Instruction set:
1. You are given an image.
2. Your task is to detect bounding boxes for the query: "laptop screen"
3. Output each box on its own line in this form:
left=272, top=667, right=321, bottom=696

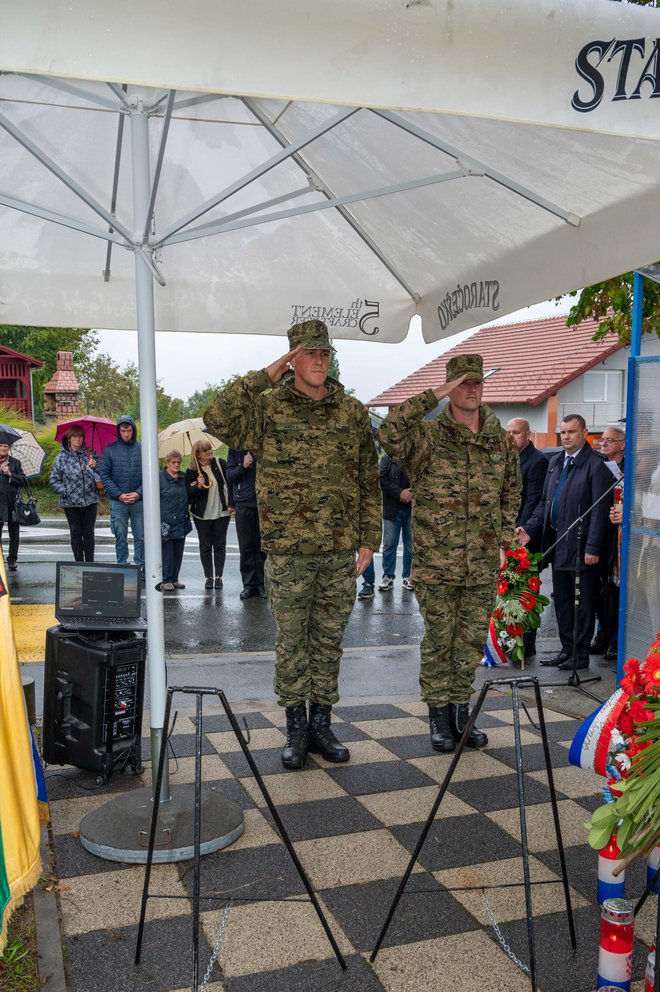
left=56, top=562, right=142, bottom=620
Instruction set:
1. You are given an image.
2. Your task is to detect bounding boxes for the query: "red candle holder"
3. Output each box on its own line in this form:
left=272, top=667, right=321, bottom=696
left=598, top=898, right=635, bottom=990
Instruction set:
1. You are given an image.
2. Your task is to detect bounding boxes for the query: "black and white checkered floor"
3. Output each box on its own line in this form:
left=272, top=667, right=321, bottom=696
left=45, top=693, right=656, bottom=992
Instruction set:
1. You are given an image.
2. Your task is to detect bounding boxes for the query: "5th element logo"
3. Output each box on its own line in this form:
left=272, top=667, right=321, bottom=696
left=290, top=299, right=380, bottom=336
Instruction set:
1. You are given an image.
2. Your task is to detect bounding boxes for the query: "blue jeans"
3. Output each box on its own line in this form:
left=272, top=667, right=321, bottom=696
left=382, top=507, right=412, bottom=578
left=361, top=559, right=376, bottom=586
left=109, top=499, right=144, bottom=566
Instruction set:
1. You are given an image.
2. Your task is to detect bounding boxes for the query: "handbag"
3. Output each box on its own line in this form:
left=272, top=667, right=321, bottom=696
left=13, top=482, right=40, bottom=526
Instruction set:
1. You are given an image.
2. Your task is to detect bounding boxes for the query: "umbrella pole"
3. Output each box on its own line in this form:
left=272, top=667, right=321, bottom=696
left=80, top=95, right=245, bottom=866
left=130, top=99, right=170, bottom=804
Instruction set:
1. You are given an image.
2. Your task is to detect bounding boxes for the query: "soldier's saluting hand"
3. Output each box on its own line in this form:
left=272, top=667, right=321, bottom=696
left=265, top=346, right=301, bottom=384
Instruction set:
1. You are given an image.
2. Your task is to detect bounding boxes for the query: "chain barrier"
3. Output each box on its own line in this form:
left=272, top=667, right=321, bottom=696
left=200, top=903, right=231, bottom=992
left=482, top=889, right=530, bottom=975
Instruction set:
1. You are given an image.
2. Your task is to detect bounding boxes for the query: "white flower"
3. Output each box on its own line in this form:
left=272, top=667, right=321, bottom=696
left=610, top=728, right=626, bottom=751
left=614, top=752, right=632, bottom=772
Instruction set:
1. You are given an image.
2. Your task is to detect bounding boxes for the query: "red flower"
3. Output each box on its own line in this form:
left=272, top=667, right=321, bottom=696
left=617, top=709, right=635, bottom=737
left=628, top=698, right=655, bottom=725
left=506, top=623, right=523, bottom=637
left=641, top=661, right=660, bottom=696
left=620, top=658, right=644, bottom=695
left=527, top=576, right=540, bottom=592
left=511, top=548, right=528, bottom=561
left=520, top=591, right=537, bottom=611
left=626, top=738, right=652, bottom=758
left=497, top=579, right=509, bottom=594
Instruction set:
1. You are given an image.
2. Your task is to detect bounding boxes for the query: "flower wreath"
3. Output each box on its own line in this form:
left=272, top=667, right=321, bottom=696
left=586, top=628, right=660, bottom=861
left=486, top=545, right=550, bottom=665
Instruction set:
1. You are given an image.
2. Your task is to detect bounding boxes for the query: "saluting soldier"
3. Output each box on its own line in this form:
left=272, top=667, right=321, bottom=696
left=205, top=320, right=381, bottom=770
left=379, top=354, right=521, bottom=753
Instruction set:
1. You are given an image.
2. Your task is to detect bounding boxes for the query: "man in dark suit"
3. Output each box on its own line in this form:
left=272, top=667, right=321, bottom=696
left=517, top=414, right=614, bottom=670
left=506, top=419, right=549, bottom=658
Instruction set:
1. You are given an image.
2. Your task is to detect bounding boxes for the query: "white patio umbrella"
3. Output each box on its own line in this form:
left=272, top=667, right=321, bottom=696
left=157, top=418, right=223, bottom=459
left=1, top=0, right=659, bottom=850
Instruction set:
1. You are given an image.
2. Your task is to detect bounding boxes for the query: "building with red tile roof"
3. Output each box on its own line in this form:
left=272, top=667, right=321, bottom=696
left=367, top=315, right=627, bottom=447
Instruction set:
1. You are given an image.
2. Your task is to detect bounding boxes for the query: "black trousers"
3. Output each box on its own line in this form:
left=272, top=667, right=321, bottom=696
left=552, top=564, right=602, bottom=658
left=64, top=504, right=98, bottom=561
left=234, top=505, right=266, bottom=590
left=193, top=515, right=230, bottom=578
left=0, top=519, right=20, bottom=565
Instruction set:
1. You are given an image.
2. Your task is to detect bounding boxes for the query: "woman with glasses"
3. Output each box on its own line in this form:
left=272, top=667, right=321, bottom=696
left=186, top=440, right=231, bottom=589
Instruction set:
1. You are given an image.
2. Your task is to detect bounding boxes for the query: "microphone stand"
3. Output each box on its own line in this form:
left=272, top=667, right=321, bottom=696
left=538, top=477, right=619, bottom=704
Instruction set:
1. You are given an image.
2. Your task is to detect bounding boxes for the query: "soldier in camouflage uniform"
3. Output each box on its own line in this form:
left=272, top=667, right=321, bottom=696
left=379, top=354, right=521, bottom=753
left=205, top=320, right=381, bottom=770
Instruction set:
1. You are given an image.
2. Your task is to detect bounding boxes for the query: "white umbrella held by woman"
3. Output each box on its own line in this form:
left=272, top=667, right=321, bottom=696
left=157, top=418, right=223, bottom=459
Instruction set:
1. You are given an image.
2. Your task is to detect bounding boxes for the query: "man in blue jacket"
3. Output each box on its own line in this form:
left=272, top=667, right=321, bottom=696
left=226, top=448, right=266, bottom=599
left=99, top=416, right=144, bottom=570
left=518, top=414, right=613, bottom=670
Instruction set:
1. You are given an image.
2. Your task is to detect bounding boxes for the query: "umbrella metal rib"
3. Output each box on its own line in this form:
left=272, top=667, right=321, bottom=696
left=242, top=96, right=420, bottom=303
left=372, top=107, right=582, bottom=227
left=156, top=104, right=359, bottom=244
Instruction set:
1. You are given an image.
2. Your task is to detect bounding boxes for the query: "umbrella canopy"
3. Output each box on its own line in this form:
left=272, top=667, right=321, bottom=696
left=157, top=418, right=223, bottom=459
left=54, top=416, right=118, bottom=456
left=0, top=425, right=22, bottom=447
left=3, top=0, right=658, bottom=798
left=9, top=431, right=47, bottom=479
left=1, top=1, right=660, bottom=344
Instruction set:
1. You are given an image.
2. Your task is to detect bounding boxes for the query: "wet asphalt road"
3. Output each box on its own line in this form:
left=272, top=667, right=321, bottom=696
left=10, top=516, right=566, bottom=710
left=8, top=517, right=426, bottom=653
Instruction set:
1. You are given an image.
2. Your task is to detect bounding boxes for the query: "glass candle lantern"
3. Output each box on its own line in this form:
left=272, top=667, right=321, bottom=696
left=597, top=898, right=635, bottom=991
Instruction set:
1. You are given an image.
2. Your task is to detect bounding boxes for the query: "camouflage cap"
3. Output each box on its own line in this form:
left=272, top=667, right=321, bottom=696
left=287, top=319, right=334, bottom=351
left=445, top=353, right=484, bottom=383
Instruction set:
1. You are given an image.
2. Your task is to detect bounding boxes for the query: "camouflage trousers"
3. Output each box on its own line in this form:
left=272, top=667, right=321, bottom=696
left=415, top=581, right=495, bottom=706
left=265, top=551, right=356, bottom=708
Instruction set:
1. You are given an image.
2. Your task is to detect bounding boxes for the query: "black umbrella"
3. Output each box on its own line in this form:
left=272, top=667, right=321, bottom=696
left=0, top=423, right=21, bottom=446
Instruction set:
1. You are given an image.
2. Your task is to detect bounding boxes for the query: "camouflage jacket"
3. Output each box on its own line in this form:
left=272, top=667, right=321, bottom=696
left=204, top=369, right=381, bottom=555
left=379, top=389, right=521, bottom=585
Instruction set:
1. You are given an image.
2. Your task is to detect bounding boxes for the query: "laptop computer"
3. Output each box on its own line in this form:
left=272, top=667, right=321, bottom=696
left=55, top=561, right=147, bottom=632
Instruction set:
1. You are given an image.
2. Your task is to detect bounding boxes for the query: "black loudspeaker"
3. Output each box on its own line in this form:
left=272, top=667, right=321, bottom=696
left=42, top=625, right=146, bottom=784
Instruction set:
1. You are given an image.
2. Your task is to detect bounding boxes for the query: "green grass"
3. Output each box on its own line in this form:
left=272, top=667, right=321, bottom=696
left=0, top=895, right=40, bottom=991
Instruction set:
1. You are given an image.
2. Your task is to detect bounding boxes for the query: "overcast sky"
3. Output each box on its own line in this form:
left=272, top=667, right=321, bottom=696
left=94, top=299, right=571, bottom=407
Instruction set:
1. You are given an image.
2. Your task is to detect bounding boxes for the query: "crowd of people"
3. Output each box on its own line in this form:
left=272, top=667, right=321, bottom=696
left=0, top=319, right=635, bottom=770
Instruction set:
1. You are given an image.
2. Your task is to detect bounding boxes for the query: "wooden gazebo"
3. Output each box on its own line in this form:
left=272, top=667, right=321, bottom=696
left=0, top=345, right=44, bottom=420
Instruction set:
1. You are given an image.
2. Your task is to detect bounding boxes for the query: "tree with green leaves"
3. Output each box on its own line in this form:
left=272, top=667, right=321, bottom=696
left=183, top=383, right=226, bottom=419
left=564, top=271, right=660, bottom=344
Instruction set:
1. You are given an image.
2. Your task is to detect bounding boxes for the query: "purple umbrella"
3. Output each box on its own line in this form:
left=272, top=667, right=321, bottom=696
left=54, top=415, right=118, bottom=455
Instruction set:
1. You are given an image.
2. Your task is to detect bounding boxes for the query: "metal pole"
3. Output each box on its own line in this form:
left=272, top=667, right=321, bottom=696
left=617, top=270, right=644, bottom=681
left=129, top=98, right=170, bottom=802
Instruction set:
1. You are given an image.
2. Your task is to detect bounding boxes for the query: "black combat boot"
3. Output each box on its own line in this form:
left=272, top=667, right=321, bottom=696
left=449, top=702, right=488, bottom=748
left=428, top=705, right=455, bottom=753
left=308, top=703, right=350, bottom=763
left=281, top=704, right=309, bottom=770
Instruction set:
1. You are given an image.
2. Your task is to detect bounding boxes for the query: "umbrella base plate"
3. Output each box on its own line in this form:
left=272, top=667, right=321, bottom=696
left=79, top=782, right=244, bottom=863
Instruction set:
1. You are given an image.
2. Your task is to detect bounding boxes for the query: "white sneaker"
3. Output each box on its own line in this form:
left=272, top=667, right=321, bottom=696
left=378, top=576, right=395, bottom=591
left=402, top=577, right=415, bottom=590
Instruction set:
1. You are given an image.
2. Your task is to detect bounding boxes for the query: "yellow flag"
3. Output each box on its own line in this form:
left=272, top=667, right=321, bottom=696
left=0, top=556, right=42, bottom=953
